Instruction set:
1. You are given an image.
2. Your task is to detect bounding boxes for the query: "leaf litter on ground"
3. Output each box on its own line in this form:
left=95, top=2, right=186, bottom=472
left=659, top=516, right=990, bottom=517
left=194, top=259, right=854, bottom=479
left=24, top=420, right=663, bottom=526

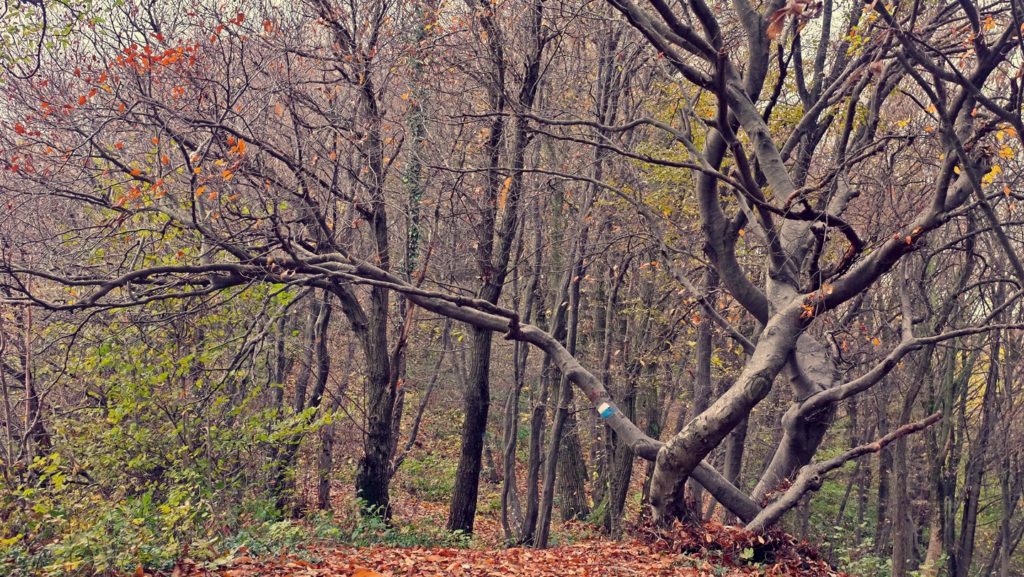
left=165, top=521, right=849, bottom=577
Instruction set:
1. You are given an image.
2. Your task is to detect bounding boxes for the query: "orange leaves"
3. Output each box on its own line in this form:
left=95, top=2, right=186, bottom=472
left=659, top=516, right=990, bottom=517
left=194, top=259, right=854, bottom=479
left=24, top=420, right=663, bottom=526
left=130, top=168, right=143, bottom=177
left=227, top=136, right=247, bottom=155
left=263, top=19, right=274, bottom=34
left=766, top=0, right=824, bottom=41
left=497, top=176, right=512, bottom=210
left=167, top=526, right=846, bottom=577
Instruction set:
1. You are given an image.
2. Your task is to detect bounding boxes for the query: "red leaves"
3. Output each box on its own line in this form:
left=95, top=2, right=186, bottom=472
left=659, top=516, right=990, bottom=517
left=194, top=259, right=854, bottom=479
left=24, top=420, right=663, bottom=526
left=13, top=123, right=26, bottom=135
left=766, top=10, right=787, bottom=41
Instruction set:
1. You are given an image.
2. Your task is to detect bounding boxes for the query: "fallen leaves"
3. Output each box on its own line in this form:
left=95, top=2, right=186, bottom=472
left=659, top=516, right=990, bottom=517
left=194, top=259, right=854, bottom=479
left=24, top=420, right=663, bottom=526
left=168, top=526, right=849, bottom=577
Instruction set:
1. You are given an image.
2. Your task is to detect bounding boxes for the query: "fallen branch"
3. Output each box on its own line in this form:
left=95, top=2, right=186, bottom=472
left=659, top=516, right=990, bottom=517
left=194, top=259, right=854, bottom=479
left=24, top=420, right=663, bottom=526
left=745, top=412, right=942, bottom=533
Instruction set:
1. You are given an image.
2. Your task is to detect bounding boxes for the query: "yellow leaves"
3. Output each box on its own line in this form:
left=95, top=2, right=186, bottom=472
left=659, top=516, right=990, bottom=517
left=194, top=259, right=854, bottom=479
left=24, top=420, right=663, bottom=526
left=983, top=163, right=1002, bottom=186
left=984, top=15, right=996, bottom=32
left=999, top=145, right=1014, bottom=159
left=871, top=336, right=881, bottom=347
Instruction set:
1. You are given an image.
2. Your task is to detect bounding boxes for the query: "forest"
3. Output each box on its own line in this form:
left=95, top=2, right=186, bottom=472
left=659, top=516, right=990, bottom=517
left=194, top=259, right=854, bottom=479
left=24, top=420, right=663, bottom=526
left=0, top=0, right=1023, bottom=575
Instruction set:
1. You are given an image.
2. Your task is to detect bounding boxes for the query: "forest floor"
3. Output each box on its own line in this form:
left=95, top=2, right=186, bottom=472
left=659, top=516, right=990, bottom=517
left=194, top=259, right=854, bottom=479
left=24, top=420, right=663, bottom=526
left=168, top=522, right=847, bottom=577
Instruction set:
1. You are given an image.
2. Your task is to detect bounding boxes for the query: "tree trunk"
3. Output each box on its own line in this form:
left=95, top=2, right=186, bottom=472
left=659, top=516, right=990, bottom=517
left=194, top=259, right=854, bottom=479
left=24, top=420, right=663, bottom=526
left=685, top=268, right=717, bottom=511
left=318, top=340, right=354, bottom=511
left=556, top=245, right=590, bottom=522
left=954, top=330, right=999, bottom=577
left=874, top=387, right=892, bottom=555
left=447, top=0, right=545, bottom=534
left=352, top=285, right=395, bottom=517
left=448, top=328, right=493, bottom=533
